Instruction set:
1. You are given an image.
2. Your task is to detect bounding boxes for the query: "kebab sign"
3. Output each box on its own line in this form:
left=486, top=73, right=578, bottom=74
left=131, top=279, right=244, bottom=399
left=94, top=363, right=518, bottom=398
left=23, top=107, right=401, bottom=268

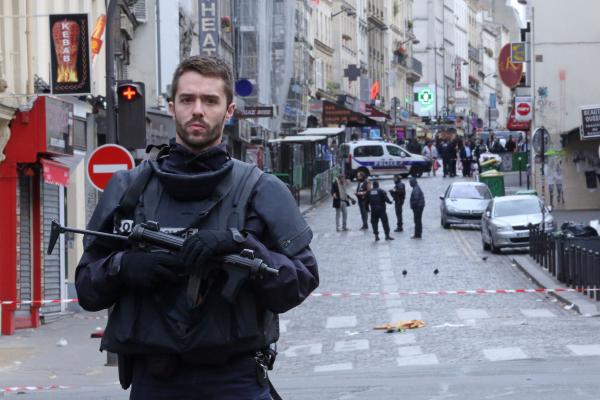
left=49, top=13, right=91, bottom=95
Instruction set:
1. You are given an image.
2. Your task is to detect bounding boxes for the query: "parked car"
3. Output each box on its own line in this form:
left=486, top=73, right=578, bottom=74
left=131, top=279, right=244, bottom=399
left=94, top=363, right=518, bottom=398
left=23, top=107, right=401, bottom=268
left=481, top=195, right=555, bottom=253
left=440, top=182, right=492, bottom=229
left=340, top=140, right=431, bottom=180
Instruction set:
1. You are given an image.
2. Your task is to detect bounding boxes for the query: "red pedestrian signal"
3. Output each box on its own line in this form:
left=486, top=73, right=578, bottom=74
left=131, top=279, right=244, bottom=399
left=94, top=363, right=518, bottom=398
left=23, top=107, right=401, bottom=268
left=116, top=81, right=146, bottom=149
left=120, top=85, right=138, bottom=101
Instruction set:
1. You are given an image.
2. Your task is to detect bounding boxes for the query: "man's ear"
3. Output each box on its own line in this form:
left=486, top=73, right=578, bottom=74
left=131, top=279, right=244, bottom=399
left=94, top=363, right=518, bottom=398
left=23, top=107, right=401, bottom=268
left=168, top=101, right=175, bottom=117
left=225, top=102, right=236, bottom=120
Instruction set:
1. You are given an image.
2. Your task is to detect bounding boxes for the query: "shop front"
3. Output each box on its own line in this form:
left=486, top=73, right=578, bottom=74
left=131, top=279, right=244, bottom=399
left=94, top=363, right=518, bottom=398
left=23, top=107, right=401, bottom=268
left=0, top=97, right=75, bottom=335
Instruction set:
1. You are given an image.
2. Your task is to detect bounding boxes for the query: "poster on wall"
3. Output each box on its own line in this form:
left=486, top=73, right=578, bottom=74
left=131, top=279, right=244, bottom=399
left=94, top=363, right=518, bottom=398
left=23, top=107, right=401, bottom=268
left=49, top=13, right=91, bottom=95
left=580, top=105, right=600, bottom=140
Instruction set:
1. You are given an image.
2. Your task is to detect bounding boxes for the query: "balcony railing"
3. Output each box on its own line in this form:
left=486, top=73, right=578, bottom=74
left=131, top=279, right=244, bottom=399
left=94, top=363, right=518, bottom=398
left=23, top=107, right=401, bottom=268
left=468, top=45, right=481, bottom=63
left=406, top=57, right=422, bottom=76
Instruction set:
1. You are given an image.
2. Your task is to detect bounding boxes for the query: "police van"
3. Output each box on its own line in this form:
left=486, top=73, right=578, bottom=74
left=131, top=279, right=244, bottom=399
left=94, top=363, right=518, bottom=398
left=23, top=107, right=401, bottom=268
left=340, top=140, right=431, bottom=180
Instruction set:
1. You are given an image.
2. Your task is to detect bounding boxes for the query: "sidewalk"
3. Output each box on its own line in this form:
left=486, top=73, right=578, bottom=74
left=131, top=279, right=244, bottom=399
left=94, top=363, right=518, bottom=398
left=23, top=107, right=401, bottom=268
left=511, top=255, right=600, bottom=316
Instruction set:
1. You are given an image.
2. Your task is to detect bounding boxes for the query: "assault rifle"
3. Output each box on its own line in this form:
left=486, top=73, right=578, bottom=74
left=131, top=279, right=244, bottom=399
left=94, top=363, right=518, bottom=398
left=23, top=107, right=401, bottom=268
left=48, top=220, right=278, bottom=303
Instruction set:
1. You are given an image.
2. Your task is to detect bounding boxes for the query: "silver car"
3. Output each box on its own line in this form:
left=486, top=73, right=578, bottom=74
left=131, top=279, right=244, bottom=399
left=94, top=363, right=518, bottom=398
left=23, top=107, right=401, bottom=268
left=481, top=195, right=555, bottom=253
left=440, top=182, right=492, bottom=229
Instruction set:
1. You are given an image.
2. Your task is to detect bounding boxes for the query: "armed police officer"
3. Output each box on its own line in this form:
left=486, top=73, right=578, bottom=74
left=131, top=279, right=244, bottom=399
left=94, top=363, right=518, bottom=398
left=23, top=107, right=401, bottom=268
left=389, top=175, right=406, bottom=232
left=366, top=180, right=394, bottom=241
left=75, top=56, right=319, bottom=400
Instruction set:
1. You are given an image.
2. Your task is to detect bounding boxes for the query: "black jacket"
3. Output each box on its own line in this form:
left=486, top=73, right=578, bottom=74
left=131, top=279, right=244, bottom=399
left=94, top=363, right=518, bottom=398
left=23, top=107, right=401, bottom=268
left=331, top=180, right=354, bottom=208
left=367, top=187, right=392, bottom=212
left=410, top=184, right=425, bottom=209
left=75, top=143, right=319, bottom=363
left=389, top=181, right=406, bottom=204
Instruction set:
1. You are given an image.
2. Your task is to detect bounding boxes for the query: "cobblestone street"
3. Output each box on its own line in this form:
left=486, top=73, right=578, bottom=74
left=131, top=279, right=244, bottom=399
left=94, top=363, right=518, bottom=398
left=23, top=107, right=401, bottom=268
left=272, top=173, right=600, bottom=396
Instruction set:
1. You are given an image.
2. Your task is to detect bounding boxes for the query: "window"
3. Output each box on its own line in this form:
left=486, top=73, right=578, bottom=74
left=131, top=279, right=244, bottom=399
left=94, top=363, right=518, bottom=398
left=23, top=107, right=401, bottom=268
left=449, top=185, right=492, bottom=200
left=72, top=118, right=87, bottom=150
left=354, top=145, right=383, bottom=157
left=386, top=145, right=405, bottom=157
left=494, top=199, right=542, bottom=217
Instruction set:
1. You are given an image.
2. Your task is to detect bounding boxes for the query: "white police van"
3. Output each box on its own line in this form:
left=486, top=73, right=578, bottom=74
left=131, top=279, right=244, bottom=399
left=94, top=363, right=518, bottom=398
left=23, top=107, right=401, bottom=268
left=340, top=140, right=431, bottom=180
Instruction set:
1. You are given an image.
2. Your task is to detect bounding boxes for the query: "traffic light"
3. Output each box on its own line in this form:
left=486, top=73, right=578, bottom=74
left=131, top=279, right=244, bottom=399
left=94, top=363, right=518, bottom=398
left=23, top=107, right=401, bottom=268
left=117, top=81, right=146, bottom=149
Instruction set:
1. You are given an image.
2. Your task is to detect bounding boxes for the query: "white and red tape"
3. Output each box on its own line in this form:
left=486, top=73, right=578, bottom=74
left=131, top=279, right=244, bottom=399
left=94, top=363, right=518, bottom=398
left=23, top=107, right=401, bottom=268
left=1, top=288, right=598, bottom=305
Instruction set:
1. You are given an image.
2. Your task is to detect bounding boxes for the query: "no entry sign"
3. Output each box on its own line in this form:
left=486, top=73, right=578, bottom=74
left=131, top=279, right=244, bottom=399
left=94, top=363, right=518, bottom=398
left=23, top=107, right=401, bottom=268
left=87, top=144, right=134, bottom=191
left=515, top=97, right=532, bottom=122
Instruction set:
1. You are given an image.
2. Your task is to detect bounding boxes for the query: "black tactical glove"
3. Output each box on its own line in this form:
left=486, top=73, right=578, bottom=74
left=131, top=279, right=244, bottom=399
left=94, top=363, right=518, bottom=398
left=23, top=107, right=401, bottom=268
left=119, top=251, right=179, bottom=290
left=180, top=230, right=241, bottom=276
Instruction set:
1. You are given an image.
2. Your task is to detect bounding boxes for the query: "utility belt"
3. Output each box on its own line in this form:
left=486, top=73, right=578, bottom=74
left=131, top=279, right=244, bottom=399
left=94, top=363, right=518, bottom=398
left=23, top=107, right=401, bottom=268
left=125, top=348, right=281, bottom=399
left=120, top=347, right=278, bottom=385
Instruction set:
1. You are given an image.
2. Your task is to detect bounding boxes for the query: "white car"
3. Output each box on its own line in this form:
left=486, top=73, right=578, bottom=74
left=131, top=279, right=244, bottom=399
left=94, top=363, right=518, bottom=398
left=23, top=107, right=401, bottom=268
left=481, top=195, right=555, bottom=253
left=340, top=140, right=431, bottom=180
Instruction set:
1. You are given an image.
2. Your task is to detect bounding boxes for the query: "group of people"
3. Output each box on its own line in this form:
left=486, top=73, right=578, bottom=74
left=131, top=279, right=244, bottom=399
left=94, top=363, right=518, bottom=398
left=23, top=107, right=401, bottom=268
left=331, top=171, right=425, bottom=241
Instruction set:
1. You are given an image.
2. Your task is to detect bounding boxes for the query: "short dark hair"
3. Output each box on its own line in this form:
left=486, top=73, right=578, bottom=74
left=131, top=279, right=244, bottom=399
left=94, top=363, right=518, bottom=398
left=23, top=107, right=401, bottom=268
left=170, top=56, right=234, bottom=105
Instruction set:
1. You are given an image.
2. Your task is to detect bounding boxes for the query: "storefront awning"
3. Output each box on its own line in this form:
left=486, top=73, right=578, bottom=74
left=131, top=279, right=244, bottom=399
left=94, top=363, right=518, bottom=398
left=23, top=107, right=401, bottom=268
left=269, top=135, right=327, bottom=144
left=40, top=158, right=70, bottom=187
left=298, top=127, right=345, bottom=136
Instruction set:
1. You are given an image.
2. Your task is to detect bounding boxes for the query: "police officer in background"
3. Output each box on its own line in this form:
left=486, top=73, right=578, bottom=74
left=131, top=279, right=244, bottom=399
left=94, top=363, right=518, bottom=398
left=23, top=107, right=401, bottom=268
left=355, top=171, right=370, bottom=230
left=409, top=177, right=425, bottom=239
left=367, top=180, right=394, bottom=241
left=75, top=56, right=319, bottom=399
left=389, top=175, right=406, bottom=232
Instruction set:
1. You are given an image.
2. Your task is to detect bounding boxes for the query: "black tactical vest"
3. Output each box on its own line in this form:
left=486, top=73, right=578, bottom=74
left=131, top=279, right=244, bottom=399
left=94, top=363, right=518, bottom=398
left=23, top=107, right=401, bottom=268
left=100, top=159, right=279, bottom=365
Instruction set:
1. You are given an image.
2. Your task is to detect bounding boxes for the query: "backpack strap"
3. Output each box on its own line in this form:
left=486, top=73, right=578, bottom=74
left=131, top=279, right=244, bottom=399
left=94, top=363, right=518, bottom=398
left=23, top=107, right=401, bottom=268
left=116, top=160, right=153, bottom=221
left=220, top=161, right=263, bottom=230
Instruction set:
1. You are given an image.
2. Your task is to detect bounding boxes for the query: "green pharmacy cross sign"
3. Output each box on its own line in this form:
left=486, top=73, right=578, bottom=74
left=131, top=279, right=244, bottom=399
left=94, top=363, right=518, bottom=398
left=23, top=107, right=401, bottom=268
left=418, top=88, right=434, bottom=108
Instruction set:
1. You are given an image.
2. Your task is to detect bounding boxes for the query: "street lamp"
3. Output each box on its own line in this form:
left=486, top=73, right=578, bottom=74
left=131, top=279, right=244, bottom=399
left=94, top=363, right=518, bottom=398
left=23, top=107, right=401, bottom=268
left=331, top=5, right=356, bottom=18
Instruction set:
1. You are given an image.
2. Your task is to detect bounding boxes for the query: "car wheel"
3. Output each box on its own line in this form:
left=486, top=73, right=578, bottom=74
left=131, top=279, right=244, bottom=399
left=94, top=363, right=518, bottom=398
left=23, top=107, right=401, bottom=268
left=410, top=168, right=423, bottom=178
left=482, top=237, right=490, bottom=251
left=489, top=232, right=501, bottom=254
left=442, top=217, right=450, bottom=229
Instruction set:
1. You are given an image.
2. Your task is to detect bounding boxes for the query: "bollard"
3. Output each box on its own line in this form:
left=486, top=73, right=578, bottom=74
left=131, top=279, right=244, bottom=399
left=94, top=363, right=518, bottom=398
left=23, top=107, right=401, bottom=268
left=595, top=252, right=600, bottom=301
left=588, top=249, right=593, bottom=299
left=569, top=244, right=576, bottom=287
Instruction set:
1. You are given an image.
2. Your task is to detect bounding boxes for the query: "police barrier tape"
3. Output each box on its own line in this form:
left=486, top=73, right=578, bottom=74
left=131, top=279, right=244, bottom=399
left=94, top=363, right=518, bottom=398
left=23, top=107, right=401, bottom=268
left=1, top=287, right=599, bottom=305
left=1, top=385, right=73, bottom=394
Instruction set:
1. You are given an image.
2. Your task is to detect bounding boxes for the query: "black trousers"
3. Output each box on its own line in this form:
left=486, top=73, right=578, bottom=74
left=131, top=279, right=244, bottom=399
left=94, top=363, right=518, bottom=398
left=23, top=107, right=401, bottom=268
left=412, top=207, right=424, bottom=238
left=449, top=158, right=457, bottom=177
left=358, top=199, right=369, bottom=228
left=442, top=157, right=450, bottom=176
left=394, top=202, right=404, bottom=230
left=371, top=210, right=390, bottom=236
left=129, top=355, right=270, bottom=400
left=461, top=159, right=472, bottom=177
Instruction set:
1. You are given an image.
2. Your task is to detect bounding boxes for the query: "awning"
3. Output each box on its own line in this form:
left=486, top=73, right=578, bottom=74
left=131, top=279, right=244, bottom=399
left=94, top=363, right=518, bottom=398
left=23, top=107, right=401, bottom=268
left=322, top=101, right=377, bottom=126
left=269, top=135, right=327, bottom=144
left=298, top=127, right=345, bottom=136
left=40, top=158, right=70, bottom=187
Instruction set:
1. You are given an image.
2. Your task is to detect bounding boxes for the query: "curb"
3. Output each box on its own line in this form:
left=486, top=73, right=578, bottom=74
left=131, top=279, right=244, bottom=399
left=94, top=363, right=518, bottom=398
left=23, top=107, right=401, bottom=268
left=511, top=255, right=600, bottom=316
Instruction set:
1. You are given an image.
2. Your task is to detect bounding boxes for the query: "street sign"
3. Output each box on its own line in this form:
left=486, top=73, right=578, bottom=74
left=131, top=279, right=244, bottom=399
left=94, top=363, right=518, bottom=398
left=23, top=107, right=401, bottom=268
left=580, top=105, right=600, bottom=140
left=510, top=42, right=527, bottom=63
left=498, top=43, right=524, bottom=88
left=87, top=144, right=135, bottom=191
left=515, top=96, right=532, bottom=121
left=532, top=128, right=550, bottom=154
left=489, top=93, right=497, bottom=108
